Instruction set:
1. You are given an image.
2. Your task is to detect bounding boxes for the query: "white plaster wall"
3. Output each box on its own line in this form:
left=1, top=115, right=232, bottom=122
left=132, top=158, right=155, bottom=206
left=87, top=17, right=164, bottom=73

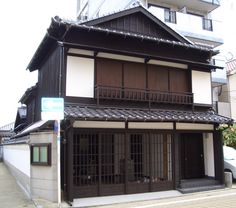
left=3, top=144, right=30, bottom=177
left=30, top=131, right=58, bottom=202
left=66, top=56, right=94, bottom=98
left=203, top=133, right=215, bottom=177
left=192, top=70, right=212, bottom=105
left=97, top=52, right=144, bottom=63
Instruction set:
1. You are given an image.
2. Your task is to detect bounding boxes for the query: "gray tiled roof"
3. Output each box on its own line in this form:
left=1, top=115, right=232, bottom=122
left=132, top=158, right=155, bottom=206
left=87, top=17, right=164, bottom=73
left=64, top=105, right=232, bottom=124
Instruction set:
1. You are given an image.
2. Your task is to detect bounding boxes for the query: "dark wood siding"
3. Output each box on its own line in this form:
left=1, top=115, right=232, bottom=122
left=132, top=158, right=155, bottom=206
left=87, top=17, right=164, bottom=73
left=69, top=130, right=174, bottom=199
left=68, top=29, right=210, bottom=64
left=97, top=12, right=179, bottom=41
left=96, top=58, right=190, bottom=93
left=35, top=46, right=62, bottom=121
left=96, top=58, right=122, bottom=87
left=26, top=98, right=36, bottom=124
left=123, top=62, right=146, bottom=89
left=148, top=65, right=169, bottom=91
left=169, top=69, right=189, bottom=93
left=148, top=65, right=190, bottom=93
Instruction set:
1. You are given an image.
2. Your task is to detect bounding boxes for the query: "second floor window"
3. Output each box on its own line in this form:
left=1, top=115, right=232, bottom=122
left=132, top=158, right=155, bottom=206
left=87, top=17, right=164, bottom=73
left=203, top=18, right=213, bottom=31
left=164, top=9, right=176, bottom=24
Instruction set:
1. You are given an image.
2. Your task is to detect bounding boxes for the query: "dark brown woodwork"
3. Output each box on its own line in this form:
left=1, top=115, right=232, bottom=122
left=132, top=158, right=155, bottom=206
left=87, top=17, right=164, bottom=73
left=123, top=62, right=146, bottom=89
left=213, top=130, right=224, bottom=183
left=71, top=130, right=173, bottom=198
left=169, top=69, right=189, bottom=93
left=163, top=136, right=168, bottom=180
left=95, top=85, right=193, bottom=106
left=148, top=65, right=169, bottom=91
left=36, top=47, right=62, bottom=121
left=96, top=58, right=122, bottom=87
left=97, top=12, right=179, bottom=41
left=68, top=29, right=212, bottom=65
left=181, top=133, right=204, bottom=179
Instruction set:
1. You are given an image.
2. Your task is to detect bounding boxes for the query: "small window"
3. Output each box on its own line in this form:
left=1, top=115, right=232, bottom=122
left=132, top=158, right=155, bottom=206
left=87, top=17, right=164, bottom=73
left=203, top=18, right=213, bottom=31
left=164, top=9, right=176, bottom=23
left=31, top=143, right=51, bottom=166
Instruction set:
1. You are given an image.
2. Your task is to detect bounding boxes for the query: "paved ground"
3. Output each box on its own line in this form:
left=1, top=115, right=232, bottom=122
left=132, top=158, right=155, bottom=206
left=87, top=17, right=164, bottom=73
left=0, top=162, right=35, bottom=208
left=1, top=161, right=236, bottom=208
left=97, top=186, right=236, bottom=208
left=0, top=162, right=70, bottom=208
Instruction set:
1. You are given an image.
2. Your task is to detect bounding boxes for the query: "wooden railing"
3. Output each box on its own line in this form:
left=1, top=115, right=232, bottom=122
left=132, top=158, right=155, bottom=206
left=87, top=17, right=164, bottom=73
left=95, top=85, right=193, bottom=106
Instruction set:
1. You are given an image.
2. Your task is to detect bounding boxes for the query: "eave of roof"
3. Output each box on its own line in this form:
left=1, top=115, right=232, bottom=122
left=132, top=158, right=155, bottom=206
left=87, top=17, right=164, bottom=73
left=19, top=83, right=38, bottom=104
left=64, top=105, right=233, bottom=124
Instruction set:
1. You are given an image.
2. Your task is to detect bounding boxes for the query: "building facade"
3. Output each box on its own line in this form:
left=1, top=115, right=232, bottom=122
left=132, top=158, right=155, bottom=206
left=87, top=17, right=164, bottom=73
left=77, top=0, right=228, bottom=115
left=3, top=6, right=232, bottom=205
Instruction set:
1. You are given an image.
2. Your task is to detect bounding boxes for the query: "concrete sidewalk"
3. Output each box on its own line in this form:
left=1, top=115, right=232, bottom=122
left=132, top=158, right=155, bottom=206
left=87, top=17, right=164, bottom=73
left=0, top=162, right=71, bottom=208
left=0, top=162, right=35, bottom=208
left=96, top=186, right=236, bottom=208
left=2, top=161, right=236, bottom=208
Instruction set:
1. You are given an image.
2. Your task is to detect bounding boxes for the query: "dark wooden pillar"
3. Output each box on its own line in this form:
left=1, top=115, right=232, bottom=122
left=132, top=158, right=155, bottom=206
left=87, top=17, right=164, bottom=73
left=124, top=130, right=129, bottom=194
left=98, top=133, right=102, bottom=196
left=67, top=127, right=74, bottom=202
left=213, top=130, right=224, bottom=184
left=173, top=132, right=180, bottom=189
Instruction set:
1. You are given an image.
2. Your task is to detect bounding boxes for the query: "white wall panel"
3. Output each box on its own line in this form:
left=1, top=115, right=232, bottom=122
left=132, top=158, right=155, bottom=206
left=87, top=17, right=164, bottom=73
left=73, top=121, right=125, bottom=129
left=176, top=123, right=214, bottom=130
left=97, top=52, right=144, bottom=63
left=128, top=122, right=173, bottom=129
left=203, top=133, right=215, bottom=177
left=192, top=70, right=212, bottom=104
left=68, top=48, right=94, bottom=56
left=66, top=56, right=94, bottom=98
left=3, top=145, right=30, bottom=177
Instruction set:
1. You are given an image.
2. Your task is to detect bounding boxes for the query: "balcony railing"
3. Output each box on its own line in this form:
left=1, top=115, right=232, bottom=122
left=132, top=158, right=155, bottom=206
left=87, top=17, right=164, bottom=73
left=95, top=85, right=193, bottom=107
left=202, top=0, right=220, bottom=5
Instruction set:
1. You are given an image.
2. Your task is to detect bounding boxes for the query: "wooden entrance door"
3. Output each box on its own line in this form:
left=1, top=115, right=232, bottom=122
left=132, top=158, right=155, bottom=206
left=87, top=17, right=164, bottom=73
left=181, top=133, right=204, bottom=179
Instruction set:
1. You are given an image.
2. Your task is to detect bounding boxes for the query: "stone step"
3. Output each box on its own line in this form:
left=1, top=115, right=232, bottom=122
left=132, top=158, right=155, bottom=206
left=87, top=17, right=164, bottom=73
left=177, top=184, right=225, bottom=194
left=180, top=179, right=220, bottom=189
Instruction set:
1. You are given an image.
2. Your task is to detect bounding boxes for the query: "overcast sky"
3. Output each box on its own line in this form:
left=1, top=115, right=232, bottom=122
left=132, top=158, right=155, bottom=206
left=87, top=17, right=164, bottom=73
left=0, top=0, right=235, bottom=126
left=0, top=0, right=77, bottom=126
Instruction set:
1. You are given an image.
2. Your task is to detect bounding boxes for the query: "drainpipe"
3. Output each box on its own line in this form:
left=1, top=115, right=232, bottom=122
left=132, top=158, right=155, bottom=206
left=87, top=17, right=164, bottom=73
left=58, top=42, right=64, bottom=98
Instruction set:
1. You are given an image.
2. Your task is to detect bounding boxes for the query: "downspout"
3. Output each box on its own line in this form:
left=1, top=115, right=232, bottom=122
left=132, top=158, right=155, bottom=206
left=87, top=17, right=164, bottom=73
left=58, top=42, right=63, bottom=97
left=57, top=25, right=72, bottom=97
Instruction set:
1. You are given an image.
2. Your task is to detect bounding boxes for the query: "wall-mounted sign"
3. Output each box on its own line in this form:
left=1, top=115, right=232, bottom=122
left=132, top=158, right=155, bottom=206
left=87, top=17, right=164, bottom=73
left=41, top=97, right=64, bottom=120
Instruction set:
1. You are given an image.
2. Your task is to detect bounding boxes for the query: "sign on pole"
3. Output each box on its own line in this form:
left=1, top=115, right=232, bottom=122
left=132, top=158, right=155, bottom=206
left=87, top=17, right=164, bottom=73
left=41, top=97, right=64, bottom=120
left=41, top=97, right=64, bottom=207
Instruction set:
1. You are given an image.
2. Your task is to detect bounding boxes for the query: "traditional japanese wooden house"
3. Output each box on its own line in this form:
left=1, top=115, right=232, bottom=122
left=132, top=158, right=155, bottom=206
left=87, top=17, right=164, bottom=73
left=6, top=6, right=233, bottom=204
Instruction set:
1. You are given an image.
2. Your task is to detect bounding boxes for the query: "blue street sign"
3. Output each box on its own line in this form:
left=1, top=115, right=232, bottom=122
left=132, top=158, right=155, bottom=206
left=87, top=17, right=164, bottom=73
left=41, top=97, right=64, bottom=120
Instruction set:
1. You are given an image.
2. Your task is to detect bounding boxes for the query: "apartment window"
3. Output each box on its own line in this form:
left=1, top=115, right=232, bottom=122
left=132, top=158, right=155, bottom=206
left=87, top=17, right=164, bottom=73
left=31, top=143, right=51, bottom=166
left=164, top=9, right=176, bottom=23
left=203, top=18, right=213, bottom=31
